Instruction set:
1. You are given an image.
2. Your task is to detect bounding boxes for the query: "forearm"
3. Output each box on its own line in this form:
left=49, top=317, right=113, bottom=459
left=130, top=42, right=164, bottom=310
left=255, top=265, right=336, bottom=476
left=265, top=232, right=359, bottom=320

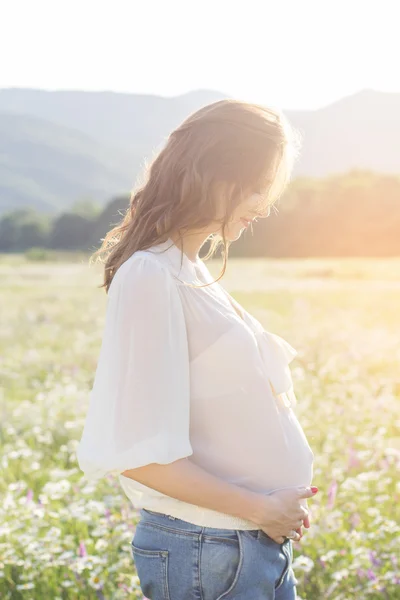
left=121, top=457, right=263, bottom=524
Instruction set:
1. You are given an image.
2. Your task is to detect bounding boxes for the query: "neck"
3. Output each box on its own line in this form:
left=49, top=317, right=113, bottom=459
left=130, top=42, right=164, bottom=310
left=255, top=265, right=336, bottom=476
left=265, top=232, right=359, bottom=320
left=169, top=231, right=210, bottom=263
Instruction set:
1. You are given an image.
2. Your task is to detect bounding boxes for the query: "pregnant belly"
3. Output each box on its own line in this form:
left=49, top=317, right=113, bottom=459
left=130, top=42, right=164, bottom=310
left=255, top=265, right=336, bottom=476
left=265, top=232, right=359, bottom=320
left=189, top=418, right=314, bottom=495
left=189, top=378, right=315, bottom=492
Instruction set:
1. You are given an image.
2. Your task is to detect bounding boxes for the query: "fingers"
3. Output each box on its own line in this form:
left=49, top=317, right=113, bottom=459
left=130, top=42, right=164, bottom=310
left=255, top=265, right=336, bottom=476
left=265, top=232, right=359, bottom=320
left=273, top=529, right=303, bottom=544
left=299, top=506, right=309, bottom=519
left=299, top=499, right=310, bottom=528
left=276, top=536, right=286, bottom=544
left=287, top=530, right=301, bottom=542
left=295, top=519, right=304, bottom=528
left=262, top=529, right=286, bottom=544
left=295, top=527, right=303, bottom=539
left=297, top=486, right=318, bottom=499
left=262, top=529, right=295, bottom=544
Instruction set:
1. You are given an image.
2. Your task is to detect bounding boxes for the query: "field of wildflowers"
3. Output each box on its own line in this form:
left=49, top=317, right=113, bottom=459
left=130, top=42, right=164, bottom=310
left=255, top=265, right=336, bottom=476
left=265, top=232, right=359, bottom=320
left=1, top=254, right=399, bottom=599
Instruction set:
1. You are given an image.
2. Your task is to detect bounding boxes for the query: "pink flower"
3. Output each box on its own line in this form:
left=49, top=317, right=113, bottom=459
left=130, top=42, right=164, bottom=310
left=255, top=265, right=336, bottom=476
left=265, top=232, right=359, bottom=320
left=347, top=442, right=360, bottom=470
left=78, top=541, right=87, bottom=557
left=350, top=512, right=361, bottom=529
left=327, top=479, right=338, bottom=509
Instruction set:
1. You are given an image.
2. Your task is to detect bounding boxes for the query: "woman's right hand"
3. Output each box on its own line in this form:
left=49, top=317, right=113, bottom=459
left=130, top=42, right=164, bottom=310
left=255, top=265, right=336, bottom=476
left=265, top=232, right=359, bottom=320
left=253, top=486, right=318, bottom=544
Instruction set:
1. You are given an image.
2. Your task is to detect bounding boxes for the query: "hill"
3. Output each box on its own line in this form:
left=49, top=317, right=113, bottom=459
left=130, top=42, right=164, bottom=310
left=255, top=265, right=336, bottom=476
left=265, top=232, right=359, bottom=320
left=0, top=111, right=142, bottom=214
left=0, top=88, right=227, bottom=150
left=0, top=89, right=226, bottom=214
left=0, top=88, right=398, bottom=214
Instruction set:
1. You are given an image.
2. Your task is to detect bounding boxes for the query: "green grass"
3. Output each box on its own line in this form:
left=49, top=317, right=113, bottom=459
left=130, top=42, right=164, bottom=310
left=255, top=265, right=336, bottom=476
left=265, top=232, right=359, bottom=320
left=1, top=255, right=399, bottom=599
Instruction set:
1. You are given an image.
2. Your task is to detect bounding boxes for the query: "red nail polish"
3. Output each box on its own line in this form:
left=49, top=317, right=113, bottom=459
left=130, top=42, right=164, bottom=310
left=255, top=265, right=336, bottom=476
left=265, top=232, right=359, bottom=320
left=311, top=486, right=319, bottom=493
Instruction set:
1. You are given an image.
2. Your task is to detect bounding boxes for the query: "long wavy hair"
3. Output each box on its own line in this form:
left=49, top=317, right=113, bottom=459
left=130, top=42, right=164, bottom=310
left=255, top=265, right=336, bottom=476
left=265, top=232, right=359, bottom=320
left=92, top=99, right=301, bottom=292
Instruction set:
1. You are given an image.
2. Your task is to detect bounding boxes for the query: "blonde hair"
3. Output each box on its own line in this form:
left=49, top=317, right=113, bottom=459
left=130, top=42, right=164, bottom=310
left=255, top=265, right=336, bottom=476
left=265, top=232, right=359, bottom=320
left=92, top=99, right=301, bottom=292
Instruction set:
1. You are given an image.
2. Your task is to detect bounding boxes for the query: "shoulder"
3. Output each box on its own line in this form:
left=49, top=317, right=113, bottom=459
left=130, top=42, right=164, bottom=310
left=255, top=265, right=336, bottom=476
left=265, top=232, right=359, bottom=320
left=109, top=248, right=175, bottom=297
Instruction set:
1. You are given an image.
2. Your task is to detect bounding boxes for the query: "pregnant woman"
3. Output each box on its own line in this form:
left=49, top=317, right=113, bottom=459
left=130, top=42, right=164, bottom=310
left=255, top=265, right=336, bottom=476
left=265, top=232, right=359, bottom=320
left=77, top=99, right=317, bottom=599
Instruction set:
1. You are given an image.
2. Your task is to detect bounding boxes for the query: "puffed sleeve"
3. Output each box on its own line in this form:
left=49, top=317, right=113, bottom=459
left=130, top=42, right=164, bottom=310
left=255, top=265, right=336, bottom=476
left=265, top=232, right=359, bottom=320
left=77, top=253, right=193, bottom=481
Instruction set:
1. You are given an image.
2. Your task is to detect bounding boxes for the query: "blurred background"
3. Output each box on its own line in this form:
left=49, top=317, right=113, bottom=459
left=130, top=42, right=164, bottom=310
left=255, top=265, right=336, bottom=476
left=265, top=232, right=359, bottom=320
left=1, top=1, right=399, bottom=599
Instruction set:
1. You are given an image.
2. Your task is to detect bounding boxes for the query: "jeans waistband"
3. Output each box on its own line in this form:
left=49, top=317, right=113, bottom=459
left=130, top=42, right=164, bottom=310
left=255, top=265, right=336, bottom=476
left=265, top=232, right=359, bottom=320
left=139, top=508, right=261, bottom=537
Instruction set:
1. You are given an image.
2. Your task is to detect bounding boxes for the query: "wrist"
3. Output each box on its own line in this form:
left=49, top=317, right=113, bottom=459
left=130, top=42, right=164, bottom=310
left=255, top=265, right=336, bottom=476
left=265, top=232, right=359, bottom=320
left=237, top=489, right=271, bottom=525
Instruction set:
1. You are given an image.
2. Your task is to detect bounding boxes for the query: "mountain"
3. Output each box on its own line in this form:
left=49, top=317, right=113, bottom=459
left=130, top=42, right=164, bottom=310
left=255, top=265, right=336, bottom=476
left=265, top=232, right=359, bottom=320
left=0, top=111, right=142, bottom=213
left=0, top=89, right=226, bottom=214
left=0, top=88, right=227, bottom=150
left=0, top=88, right=398, bottom=214
left=291, top=89, right=400, bottom=176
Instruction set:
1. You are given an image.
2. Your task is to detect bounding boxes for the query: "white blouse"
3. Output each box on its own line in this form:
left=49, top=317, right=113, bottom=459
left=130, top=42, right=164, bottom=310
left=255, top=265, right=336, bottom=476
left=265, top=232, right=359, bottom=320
left=77, top=238, right=314, bottom=529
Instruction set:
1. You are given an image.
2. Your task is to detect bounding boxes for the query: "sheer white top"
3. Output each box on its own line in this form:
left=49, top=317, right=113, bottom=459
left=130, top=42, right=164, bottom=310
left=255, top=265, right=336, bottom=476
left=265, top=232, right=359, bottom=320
left=77, top=238, right=314, bottom=528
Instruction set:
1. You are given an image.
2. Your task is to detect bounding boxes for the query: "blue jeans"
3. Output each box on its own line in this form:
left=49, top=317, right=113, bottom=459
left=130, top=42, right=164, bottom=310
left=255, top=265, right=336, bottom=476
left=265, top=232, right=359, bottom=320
left=131, top=508, right=298, bottom=599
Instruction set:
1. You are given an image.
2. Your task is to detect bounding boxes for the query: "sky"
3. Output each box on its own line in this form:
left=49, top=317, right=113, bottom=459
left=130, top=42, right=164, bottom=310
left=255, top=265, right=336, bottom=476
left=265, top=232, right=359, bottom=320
left=1, top=0, right=399, bottom=111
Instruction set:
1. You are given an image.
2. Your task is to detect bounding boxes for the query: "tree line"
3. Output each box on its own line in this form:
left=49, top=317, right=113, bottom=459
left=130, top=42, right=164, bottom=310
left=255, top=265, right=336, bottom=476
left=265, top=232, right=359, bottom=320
left=0, top=170, right=399, bottom=257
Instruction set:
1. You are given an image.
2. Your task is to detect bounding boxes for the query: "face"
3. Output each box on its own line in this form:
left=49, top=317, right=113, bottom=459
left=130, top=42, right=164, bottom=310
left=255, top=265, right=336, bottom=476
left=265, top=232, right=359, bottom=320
left=223, top=193, right=271, bottom=241
left=194, top=188, right=272, bottom=244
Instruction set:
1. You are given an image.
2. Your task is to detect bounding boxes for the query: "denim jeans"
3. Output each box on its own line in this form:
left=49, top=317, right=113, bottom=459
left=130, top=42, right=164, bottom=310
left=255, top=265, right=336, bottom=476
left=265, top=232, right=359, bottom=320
left=131, top=508, right=298, bottom=599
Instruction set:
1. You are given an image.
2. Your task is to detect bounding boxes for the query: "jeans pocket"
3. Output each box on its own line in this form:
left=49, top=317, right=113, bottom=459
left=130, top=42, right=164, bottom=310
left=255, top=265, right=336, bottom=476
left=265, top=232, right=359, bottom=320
left=200, top=531, right=242, bottom=600
left=131, top=542, right=170, bottom=600
left=245, top=529, right=261, bottom=540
